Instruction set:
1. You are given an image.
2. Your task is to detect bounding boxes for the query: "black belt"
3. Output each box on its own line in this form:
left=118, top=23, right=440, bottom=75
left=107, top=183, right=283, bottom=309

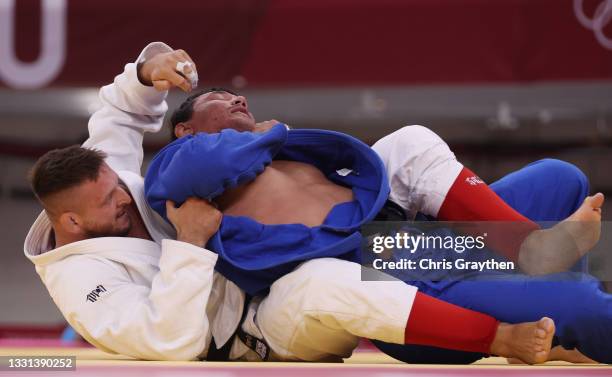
left=374, top=200, right=408, bottom=221
left=205, top=296, right=270, bottom=361
left=236, top=325, right=270, bottom=361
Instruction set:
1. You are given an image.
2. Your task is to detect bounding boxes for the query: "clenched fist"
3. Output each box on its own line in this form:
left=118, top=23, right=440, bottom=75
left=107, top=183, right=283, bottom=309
left=138, top=49, right=198, bottom=92
left=166, top=198, right=222, bottom=248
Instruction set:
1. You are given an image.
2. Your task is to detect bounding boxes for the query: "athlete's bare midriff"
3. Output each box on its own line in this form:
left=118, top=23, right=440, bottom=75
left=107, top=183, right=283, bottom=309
left=215, top=160, right=354, bottom=227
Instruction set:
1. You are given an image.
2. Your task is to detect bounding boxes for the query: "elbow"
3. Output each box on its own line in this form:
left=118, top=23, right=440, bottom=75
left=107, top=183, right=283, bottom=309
left=155, top=348, right=202, bottom=362
left=103, top=325, right=209, bottom=361
left=150, top=330, right=209, bottom=361
left=135, top=337, right=207, bottom=361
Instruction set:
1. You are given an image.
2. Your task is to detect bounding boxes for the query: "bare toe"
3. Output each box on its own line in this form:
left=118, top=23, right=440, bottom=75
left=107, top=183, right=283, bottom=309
left=588, top=193, right=605, bottom=209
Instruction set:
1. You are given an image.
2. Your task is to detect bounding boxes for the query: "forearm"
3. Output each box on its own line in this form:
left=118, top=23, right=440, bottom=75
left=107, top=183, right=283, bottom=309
left=82, top=42, right=172, bottom=174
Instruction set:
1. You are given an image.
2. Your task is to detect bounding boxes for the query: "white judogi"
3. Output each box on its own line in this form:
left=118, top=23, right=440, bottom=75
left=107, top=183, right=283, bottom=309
left=24, top=42, right=468, bottom=362
left=24, top=43, right=247, bottom=361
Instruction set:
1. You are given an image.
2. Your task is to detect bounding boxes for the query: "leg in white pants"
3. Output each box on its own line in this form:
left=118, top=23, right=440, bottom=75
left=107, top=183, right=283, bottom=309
left=247, top=127, right=458, bottom=361
left=254, top=258, right=417, bottom=361
left=372, top=125, right=464, bottom=218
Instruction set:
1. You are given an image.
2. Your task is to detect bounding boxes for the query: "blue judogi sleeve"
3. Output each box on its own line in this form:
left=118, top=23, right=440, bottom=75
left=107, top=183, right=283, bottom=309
left=145, top=124, right=288, bottom=219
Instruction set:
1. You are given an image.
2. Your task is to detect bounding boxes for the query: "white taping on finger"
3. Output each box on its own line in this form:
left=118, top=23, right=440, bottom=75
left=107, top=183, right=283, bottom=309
left=186, top=70, right=198, bottom=88
left=175, top=61, right=198, bottom=88
left=175, top=61, right=190, bottom=73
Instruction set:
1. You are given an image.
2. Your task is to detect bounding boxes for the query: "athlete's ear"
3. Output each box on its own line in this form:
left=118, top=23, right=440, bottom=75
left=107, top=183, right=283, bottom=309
left=174, top=122, right=194, bottom=138
left=58, top=212, right=82, bottom=234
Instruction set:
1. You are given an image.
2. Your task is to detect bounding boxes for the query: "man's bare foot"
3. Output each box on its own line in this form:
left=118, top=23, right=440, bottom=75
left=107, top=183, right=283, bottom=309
left=518, top=193, right=604, bottom=275
left=507, top=346, right=597, bottom=364
left=490, top=317, right=555, bottom=364
left=563, top=193, right=604, bottom=251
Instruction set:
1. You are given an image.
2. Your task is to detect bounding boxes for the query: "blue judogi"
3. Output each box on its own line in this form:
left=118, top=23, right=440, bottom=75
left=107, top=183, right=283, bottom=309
left=373, top=159, right=612, bottom=364
left=145, top=126, right=612, bottom=363
left=145, top=124, right=389, bottom=295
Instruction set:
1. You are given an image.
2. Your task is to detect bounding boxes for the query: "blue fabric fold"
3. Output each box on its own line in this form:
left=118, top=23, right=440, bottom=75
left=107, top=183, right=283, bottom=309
left=145, top=124, right=389, bottom=295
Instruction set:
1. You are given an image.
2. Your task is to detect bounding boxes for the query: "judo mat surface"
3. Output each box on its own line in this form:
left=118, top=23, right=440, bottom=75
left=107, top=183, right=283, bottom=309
left=0, top=340, right=609, bottom=377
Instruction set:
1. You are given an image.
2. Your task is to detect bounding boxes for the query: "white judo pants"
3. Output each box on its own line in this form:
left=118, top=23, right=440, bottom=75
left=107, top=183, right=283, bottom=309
left=372, top=125, right=464, bottom=218
left=249, top=258, right=416, bottom=361
left=242, top=126, right=464, bottom=361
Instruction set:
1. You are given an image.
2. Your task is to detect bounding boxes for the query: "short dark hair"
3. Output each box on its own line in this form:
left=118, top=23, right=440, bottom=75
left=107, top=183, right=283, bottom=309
left=168, top=87, right=238, bottom=141
left=29, top=145, right=107, bottom=201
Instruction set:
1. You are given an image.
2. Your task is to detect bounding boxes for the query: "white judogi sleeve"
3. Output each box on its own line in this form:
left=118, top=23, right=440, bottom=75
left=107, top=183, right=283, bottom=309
left=82, top=42, right=172, bottom=174
left=41, top=239, right=218, bottom=360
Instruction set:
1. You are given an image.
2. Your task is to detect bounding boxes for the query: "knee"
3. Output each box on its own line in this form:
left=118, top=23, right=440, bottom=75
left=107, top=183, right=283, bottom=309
left=272, top=259, right=360, bottom=309
left=297, top=259, right=361, bottom=292
left=537, top=159, right=589, bottom=199
left=261, top=261, right=349, bottom=331
left=556, top=279, right=610, bottom=324
left=553, top=280, right=612, bottom=363
left=382, top=125, right=457, bottom=168
left=393, top=125, right=447, bottom=150
left=375, top=125, right=447, bottom=154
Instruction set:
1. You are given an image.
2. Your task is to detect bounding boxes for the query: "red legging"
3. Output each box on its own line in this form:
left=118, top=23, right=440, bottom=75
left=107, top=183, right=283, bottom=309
left=437, top=167, right=540, bottom=262
left=404, top=166, right=543, bottom=352
left=404, top=292, right=498, bottom=353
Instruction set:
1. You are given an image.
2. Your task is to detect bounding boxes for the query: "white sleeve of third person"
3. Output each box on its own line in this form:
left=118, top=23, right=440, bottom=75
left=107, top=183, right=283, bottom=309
left=45, top=239, right=218, bottom=361
left=82, top=42, right=173, bottom=175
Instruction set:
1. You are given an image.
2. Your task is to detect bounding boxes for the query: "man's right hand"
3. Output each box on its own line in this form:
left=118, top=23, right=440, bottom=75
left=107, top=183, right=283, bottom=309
left=166, top=198, right=222, bottom=248
left=137, top=49, right=197, bottom=92
left=254, top=119, right=281, bottom=133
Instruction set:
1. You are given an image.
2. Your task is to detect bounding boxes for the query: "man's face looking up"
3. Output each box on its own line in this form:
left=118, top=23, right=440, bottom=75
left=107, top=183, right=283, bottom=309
left=181, top=91, right=256, bottom=135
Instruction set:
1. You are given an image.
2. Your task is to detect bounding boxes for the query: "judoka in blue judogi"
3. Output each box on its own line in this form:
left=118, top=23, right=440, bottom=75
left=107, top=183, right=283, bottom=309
left=145, top=123, right=612, bottom=363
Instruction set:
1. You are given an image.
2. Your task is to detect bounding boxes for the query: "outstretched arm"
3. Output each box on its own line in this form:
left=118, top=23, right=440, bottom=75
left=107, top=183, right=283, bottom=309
left=82, top=42, right=197, bottom=175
